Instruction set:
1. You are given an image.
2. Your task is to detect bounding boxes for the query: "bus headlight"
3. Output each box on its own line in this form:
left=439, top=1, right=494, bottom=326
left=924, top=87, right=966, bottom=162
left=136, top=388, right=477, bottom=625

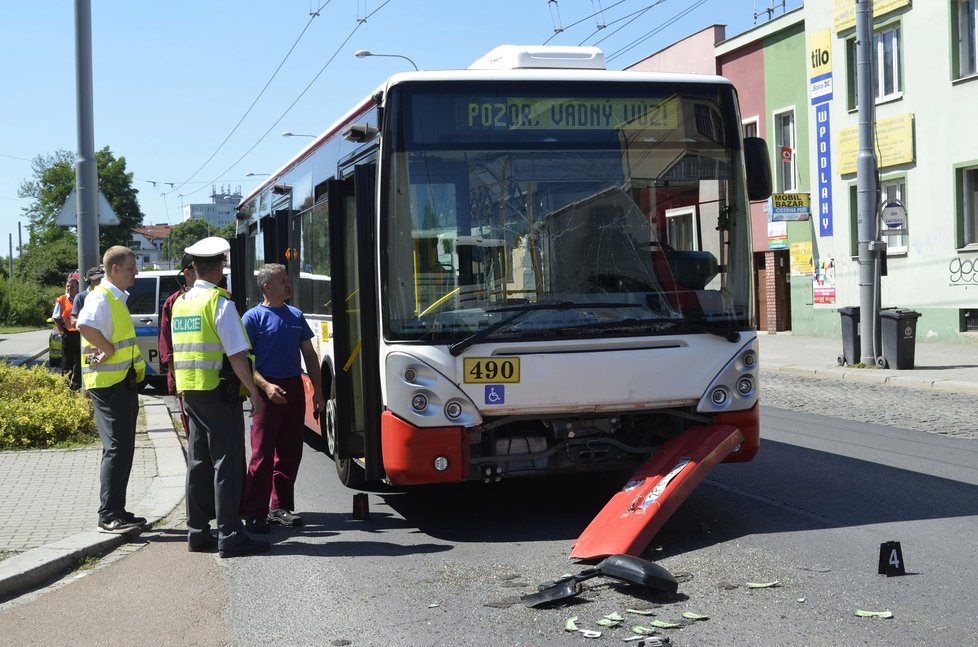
left=445, top=400, right=463, bottom=419
left=411, top=393, right=428, bottom=412
left=710, top=387, right=729, bottom=406
left=737, top=376, right=754, bottom=396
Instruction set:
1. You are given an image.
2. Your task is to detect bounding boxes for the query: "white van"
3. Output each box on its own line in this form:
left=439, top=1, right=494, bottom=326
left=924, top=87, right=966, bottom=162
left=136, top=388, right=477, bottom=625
left=127, top=269, right=230, bottom=389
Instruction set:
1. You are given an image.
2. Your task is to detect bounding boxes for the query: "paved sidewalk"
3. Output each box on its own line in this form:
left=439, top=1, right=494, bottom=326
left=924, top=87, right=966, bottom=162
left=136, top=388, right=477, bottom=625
left=0, top=330, right=186, bottom=600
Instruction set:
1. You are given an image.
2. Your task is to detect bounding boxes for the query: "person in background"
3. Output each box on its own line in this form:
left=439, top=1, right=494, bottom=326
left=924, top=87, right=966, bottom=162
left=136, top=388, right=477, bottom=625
left=76, top=247, right=147, bottom=532
left=71, top=265, right=104, bottom=334
left=53, top=274, right=81, bottom=390
left=242, top=264, right=324, bottom=533
left=172, top=236, right=267, bottom=558
left=158, top=253, right=196, bottom=437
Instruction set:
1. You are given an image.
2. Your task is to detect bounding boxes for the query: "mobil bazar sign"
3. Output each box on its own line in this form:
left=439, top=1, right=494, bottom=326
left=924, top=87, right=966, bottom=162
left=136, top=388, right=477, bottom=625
left=769, top=192, right=811, bottom=221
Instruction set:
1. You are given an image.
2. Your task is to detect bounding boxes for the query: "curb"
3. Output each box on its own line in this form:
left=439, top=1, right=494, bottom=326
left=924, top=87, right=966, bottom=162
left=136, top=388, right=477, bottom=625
left=0, top=396, right=185, bottom=600
left=761, top=365, right=978, bottom=395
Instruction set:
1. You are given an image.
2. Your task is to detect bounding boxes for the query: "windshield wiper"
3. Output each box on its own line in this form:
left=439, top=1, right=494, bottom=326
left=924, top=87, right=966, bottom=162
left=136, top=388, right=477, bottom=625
left=448, top=301, right=637, bottom=356
left=548, top=316, right=742, bottom=343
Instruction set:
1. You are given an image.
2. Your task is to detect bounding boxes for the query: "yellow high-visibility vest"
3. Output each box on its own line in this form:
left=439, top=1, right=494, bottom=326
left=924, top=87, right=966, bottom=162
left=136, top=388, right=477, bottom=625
left=171, top=287, right=235, bottom=392
left=81, top=286, right=146, bottom=389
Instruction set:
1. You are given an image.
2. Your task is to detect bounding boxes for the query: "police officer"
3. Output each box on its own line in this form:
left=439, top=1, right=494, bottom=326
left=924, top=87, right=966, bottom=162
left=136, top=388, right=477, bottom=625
left=172, top=236, right=268, bottom=557
left=76, top=246, right=148, bottom=532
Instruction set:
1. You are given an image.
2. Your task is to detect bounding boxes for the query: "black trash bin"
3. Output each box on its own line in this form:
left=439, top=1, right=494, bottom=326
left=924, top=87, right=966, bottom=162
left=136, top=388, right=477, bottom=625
left=838, top=306, right=860, bottom=366
left=879, top=309, right=922, bottom=370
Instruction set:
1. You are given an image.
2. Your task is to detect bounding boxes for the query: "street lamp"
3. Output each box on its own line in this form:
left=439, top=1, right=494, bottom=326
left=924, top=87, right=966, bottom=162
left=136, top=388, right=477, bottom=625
left=281, top=131, right=316, bottom=138
left=354, top=49, right=420, bottom=71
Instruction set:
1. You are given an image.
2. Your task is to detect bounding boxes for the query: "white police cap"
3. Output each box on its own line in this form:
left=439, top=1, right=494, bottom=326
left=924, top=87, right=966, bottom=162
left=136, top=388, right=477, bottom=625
left=184, top=236, right=230, bottom=259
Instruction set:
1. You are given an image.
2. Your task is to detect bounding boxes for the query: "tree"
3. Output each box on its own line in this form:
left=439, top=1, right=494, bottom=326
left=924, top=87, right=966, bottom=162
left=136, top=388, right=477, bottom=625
left=18, top=146, right=144, bottom=260
left=14, top=236, right=80, bottom=287
left=161, top=218, right=236, bottom=266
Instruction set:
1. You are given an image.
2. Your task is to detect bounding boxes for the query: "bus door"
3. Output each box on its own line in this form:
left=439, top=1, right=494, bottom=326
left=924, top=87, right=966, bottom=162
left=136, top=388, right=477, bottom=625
left=327, top=164, right=383, bottom=481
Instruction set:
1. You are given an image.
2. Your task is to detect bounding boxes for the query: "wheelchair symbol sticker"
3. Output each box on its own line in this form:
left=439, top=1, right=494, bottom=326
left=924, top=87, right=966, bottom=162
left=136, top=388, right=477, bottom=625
left=485, top=385, right=505, bottom=405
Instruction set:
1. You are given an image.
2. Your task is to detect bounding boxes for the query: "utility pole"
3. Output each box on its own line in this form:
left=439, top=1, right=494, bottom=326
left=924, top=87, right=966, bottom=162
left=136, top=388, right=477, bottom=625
left=855, top=0, right=882, bottom=364
left=74, top=0, right=99, bottom=277
left=8, top=234, right=13, bottom=279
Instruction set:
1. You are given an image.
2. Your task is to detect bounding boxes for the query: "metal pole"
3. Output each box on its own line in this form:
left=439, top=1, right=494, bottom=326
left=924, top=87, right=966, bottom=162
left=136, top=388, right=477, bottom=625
left=74, top=0, right=99, bottom=276
left=17, top=222, right=22, bottom=254
left=855, top=0, right=880, bottom=364
left=8, top=234, right=13, bottom=279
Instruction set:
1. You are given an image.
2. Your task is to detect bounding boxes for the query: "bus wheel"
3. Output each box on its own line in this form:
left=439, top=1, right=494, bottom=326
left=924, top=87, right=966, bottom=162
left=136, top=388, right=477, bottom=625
left=335, top=455, right=365, bottom=488
left=326, top=381, right=364, bottom=487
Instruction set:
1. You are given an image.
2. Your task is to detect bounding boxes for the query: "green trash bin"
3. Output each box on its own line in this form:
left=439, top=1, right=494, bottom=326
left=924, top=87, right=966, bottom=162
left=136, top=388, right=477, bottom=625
left=879, top=309, right=921, bottom=370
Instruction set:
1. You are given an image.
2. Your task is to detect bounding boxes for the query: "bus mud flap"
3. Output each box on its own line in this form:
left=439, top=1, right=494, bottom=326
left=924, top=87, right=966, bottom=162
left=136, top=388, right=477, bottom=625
left=570, top=424, right=744, bottom=561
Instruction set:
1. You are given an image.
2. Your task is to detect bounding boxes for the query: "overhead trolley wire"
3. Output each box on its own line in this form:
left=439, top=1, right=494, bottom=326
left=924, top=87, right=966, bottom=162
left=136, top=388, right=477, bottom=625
left=584, top=0, right=668, bottom=46
left=605, top=0, right=709, bottom=63
left=165, top=1, right=335, bottom=198
left=178, top=0, right=392, bottom=200
left=543, top=0, right=630, bottom=44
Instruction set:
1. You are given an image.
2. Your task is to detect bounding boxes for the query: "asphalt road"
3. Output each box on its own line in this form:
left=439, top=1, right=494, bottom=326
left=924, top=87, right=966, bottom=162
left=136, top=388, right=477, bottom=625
left=220, top=389, right=978, bottom=646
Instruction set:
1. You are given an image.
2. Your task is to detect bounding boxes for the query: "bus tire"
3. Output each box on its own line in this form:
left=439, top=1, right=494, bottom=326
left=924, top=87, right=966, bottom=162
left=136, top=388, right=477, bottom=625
left=327, top=379, right=365, bottom=487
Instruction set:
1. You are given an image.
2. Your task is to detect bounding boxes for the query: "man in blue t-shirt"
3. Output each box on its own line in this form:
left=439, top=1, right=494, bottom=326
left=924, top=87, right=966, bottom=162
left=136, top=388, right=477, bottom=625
left=241, top=264, right=324, bottom=533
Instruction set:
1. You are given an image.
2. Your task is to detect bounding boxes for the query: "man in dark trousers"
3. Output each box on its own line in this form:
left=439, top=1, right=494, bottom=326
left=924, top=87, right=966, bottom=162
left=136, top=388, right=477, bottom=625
left=76, top=247, right=147, bottom=532
left=52, top=274, right=81, bottom=390
left=158, top=253, right=196, bottom=437
left=171, top=236, right=268, bottom=558
left=242, top=263, right=324, bottom=533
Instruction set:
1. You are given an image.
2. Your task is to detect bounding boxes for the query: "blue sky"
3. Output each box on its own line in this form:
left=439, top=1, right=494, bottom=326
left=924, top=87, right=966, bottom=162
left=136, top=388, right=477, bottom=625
left=0, top=0, right=801, bottom=259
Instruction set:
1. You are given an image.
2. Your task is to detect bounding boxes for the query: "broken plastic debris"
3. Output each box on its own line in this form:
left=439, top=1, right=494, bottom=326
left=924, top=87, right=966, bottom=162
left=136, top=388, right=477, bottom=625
left=565, top=617, right=579, bottom=632
left=630, top=625, right=656, bottom=634
left=797, top=598, right=806, bottom=603
left=597, top=618, right=622, bottom=627
left=579, top=629, right=602, bottom=639
left=428, top=602, right=440, bottom=608
left=681, top=611, right=709, bottom=621
left=649, top=619, right=681, bottom=628
left=746, top=581, right=780, bottom=588
left=604, top=612, right=625, bottom=621
left=624, top=637, right=647, bottom=642
left=626, top=608, right=656, bottom=615
left=855, top=609, right=893, bottom=619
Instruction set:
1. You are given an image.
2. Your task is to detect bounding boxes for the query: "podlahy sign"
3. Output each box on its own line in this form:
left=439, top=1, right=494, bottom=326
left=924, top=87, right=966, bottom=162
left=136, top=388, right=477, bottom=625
left=769, top=192, right=811, bottom=221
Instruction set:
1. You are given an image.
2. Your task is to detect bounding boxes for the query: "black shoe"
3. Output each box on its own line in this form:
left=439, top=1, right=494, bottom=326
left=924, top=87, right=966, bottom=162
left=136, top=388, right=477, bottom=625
left=218, top=533, right=270, bottom=558
left=246, top=516, right=270, bottom=534
left=98, top=516, right=141, bottom=532
left=121, top=511, right=148, bottom=526
left=267, top=509, right=304, bottom=527
left=188, top=532, right=219, bottom=553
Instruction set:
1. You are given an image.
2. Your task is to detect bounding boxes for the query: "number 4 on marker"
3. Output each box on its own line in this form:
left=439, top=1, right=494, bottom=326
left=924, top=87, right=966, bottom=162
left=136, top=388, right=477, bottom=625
left=878, top=541, right=906, bottom=577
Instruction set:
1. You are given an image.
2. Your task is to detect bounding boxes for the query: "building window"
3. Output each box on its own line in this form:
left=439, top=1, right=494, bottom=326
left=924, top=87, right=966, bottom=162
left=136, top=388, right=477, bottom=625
left=742, top=118, right=758, bottom=139
left=847, top=23, right=903, bottom=108
left=959, top=165, right=978, bottom=248
left=954, top=0, right=978, bottom=78
left=880, top=178, right=907, bottom=255
left=773, top=109, right=796, bottom=192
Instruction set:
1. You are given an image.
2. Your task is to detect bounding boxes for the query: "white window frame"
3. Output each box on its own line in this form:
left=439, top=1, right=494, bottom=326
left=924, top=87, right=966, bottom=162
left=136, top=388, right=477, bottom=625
left=957, top=0, right=978, bottom=78
left=874, top=25, right=903, bottom=100
left=961, top=166, right=978, bottom=249
left=665, top=206, right=700, bottom=252
left=880, top=178, right=907, bottom=255
left=772, top=108, right=797, bottom=193
left=742, top=117, right=759, bottom=139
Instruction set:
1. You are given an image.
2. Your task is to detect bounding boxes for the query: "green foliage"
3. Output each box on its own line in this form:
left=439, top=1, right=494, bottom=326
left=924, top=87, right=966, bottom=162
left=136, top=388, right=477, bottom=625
left=0, top=363, right=97, bottom=449
left=160, top=219, right=234, bottom=265
left=0, top=280, right=61, bottom=327
left=18, top=146, right=144, bottom=255
left=13, top=234, right=79, bottom=287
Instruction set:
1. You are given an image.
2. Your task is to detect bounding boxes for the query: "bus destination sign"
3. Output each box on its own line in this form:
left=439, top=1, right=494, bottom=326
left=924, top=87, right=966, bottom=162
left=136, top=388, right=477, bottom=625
left=463, top=97, right=678, bottom=131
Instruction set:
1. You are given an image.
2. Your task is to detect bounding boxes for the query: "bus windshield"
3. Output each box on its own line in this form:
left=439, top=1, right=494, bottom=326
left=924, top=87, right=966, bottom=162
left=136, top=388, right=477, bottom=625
left=383, top=80, right=754, bottom=343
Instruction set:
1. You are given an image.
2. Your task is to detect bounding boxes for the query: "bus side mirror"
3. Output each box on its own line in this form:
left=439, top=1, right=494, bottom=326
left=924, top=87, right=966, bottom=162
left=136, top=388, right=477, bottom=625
left=744, top=137, right=772, bottom=202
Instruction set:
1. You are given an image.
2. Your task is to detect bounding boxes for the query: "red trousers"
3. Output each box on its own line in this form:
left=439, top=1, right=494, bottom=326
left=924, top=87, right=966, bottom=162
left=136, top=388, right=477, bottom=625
left=242, top=375, right=306, bottom=516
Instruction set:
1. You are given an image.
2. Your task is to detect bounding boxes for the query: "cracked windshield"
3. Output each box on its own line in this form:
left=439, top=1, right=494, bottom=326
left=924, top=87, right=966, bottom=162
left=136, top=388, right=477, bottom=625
left=384, top=82, right=752, bottom=342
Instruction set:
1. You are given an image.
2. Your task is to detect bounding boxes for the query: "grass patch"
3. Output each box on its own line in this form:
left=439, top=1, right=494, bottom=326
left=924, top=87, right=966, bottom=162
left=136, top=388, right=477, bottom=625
left=75, top=555, right=101, bottom=571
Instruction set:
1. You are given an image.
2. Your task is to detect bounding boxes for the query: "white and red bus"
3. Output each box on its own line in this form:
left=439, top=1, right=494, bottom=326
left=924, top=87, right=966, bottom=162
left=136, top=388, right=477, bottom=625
left=234, top=45, right=771, bottom=555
